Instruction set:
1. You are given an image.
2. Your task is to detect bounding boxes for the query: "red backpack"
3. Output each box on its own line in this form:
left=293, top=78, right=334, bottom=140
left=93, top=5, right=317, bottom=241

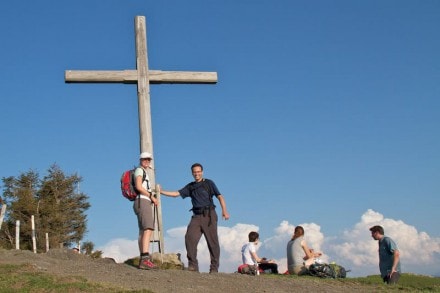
left=120, top=168, right=146, bottom=201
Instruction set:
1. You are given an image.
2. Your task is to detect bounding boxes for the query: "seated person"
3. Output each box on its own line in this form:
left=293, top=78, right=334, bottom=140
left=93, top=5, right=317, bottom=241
left=241, top=231, right=279, bottom=274
left=286, top=225, right=323, bottom=275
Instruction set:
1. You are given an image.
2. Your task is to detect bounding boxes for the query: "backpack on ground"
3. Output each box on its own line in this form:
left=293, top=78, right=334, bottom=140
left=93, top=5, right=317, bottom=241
left=308, top=262, right=347, bottom=278
left=120, top=168, right=146, bottom=201
left=237, top=264, right=258, bottom=275
left=308, top=263, right=335, bottom=278
left=329, top=262, right=347, bottom=278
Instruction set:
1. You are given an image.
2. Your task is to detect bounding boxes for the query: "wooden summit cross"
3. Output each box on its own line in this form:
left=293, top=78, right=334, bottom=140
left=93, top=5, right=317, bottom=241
left=65, top=16, right=217, bottom=253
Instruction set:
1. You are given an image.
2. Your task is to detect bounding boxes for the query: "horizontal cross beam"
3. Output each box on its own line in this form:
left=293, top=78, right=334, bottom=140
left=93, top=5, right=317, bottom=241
left=65, top=70, right=218, bottom=84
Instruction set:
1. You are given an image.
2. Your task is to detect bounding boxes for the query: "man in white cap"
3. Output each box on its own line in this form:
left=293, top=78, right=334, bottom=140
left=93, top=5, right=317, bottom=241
left=134, top=152, right=159, bottom=270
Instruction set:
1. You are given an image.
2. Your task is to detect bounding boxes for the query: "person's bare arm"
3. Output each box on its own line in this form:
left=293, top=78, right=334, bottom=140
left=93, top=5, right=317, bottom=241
left=390, top=250, right=400, bottom=277
left=157, top=184, right=180, bottom=197
left=301, top=240, right=314, bottom=260
left=217, top=195, right=230, bottom=220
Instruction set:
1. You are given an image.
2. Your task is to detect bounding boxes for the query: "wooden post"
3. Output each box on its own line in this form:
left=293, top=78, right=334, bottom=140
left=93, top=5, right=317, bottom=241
left=15, top=220, right=20, bottom=250
left=65, top=16, right=218, bottom=252
left=31, top=215, right=36, bottom=253
left=0, top=204, right=6, bottom=230
left=46, top=233, right=49, bottom=252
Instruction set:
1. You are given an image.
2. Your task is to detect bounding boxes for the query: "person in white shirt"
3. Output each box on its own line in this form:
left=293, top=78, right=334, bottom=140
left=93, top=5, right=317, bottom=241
left=241, top=231, right=278, bottom=274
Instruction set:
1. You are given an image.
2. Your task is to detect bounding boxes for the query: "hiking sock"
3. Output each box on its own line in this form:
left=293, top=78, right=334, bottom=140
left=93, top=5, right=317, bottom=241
left=141, top=252, right=150, bottom=259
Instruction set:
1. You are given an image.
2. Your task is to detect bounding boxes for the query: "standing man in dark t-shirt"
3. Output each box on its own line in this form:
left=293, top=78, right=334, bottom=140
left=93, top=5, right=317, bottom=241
left=370, top=225, right=401, bottom=284
left=159, top=163, right=230, bottom=273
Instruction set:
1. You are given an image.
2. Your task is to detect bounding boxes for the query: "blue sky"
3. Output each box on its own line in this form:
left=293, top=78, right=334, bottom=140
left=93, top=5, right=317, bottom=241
left=1, top=1, right=439, bottom=276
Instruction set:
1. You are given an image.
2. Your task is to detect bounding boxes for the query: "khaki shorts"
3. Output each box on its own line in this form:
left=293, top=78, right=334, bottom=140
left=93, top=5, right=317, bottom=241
left=133, top=198, right=154, bottom=231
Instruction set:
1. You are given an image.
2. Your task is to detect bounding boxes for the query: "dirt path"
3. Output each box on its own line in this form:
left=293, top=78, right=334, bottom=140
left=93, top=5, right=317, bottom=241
left=0, top=248, right=383, bottom=292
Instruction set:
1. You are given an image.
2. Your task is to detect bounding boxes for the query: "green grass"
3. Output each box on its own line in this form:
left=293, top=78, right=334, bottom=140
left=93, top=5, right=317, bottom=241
left=272, top=273, right=440, bottom=292
left=1, top=262, right=439, bottom=292
left=0, top=263, right=153, bottom=293
left=354, top=274, right=440, bottom=292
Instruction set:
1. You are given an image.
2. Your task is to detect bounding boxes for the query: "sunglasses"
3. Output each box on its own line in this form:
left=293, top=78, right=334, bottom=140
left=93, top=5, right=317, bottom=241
left=141, top=158, right=152, bottom=161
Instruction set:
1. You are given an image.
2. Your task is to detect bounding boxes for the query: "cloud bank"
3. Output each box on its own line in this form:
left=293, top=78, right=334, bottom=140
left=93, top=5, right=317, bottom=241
left=99, top=209, right=440, bottom=277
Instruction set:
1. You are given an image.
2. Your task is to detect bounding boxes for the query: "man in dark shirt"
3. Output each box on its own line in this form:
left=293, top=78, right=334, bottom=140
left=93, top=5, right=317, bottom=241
left=159, top=163, right=230, bottom=273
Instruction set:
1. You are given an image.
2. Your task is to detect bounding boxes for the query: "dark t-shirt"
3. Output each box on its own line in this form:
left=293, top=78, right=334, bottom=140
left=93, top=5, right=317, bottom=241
left=179, top=178, right=220, bottom=208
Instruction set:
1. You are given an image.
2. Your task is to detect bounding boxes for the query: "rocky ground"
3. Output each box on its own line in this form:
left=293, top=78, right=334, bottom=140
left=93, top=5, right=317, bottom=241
left=0, top=248, right=385, bottom=292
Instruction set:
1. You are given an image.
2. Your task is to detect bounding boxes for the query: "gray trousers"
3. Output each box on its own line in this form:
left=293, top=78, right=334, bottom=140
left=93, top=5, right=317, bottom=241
left=185, top=210, right=219, bottom=272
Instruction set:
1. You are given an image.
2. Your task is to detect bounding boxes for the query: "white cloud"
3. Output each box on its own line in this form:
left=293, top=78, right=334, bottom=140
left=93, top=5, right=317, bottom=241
left=219, top=223, right=259, bottom=269
left=98, top=209, right=440, bottom=277
left=99, top=238, right=138, bottom=263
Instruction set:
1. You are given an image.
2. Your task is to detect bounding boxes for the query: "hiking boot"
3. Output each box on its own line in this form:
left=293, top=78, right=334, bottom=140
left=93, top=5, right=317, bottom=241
left=138, top=258, right=158, bottom=270
left=187, top=266, right=199, bottom=272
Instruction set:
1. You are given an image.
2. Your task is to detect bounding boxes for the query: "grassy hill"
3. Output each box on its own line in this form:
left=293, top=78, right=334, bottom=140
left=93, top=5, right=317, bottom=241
left=1, top=248, right=439, bottom=292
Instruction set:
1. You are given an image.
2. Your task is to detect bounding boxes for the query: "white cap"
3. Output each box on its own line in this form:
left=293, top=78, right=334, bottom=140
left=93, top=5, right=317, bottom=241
left=140, top=152, right=153, bottom=159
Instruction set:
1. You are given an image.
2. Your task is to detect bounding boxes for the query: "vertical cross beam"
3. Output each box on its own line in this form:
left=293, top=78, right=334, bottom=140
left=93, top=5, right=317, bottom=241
left=135, top=16, right=152, bottom=155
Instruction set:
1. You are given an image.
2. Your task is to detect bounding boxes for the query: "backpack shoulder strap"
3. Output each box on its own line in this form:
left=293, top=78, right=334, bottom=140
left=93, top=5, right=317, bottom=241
left=134, top=167, right=149, bottom=189
left=142, top=168, right=150, bottom=190
left=202, top=179, right=214, bottom=194
left=202, top=179, right=215, bottom=206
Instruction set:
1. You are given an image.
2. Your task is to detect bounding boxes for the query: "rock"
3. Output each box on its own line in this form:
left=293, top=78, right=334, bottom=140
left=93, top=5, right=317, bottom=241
left=151, top=252, right=184, bottom=270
